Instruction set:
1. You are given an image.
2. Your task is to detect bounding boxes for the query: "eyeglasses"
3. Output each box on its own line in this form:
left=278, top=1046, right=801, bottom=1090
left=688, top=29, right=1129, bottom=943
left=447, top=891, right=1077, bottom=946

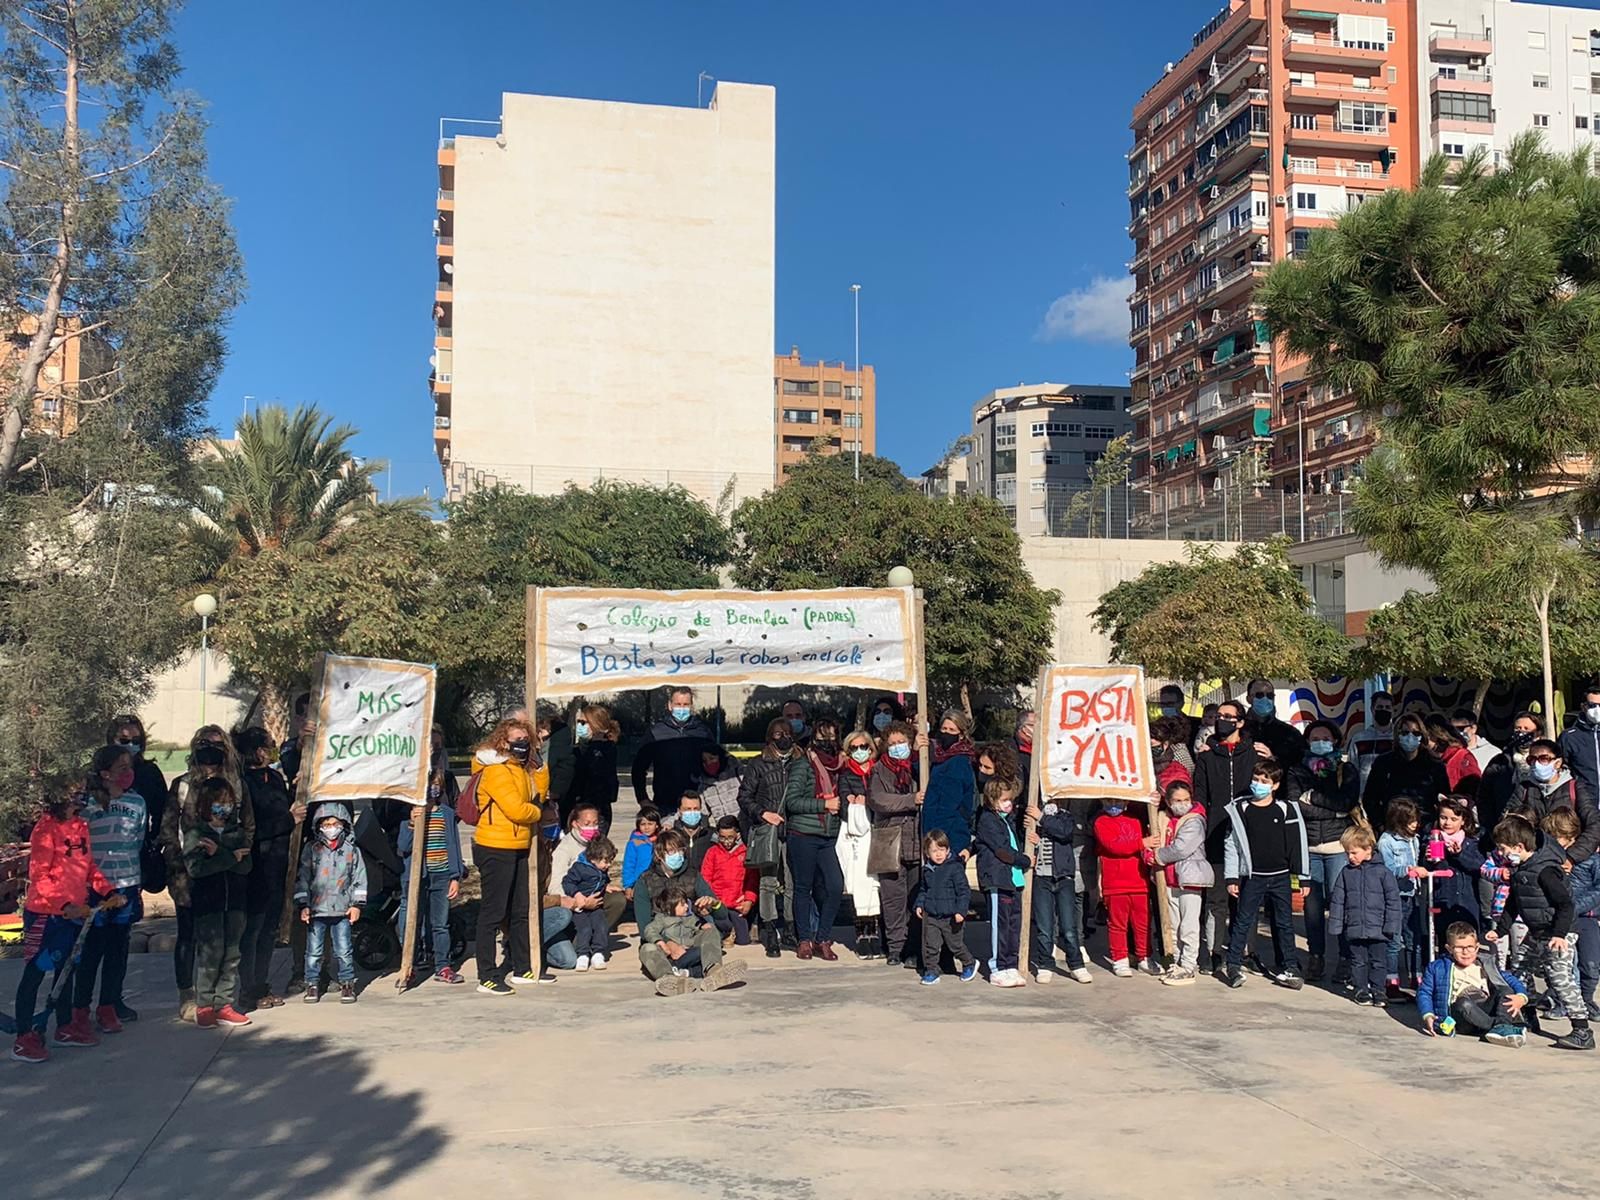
left=1529, top=755, right=1557, bottom=765
left=1450, top=726, right=1471, bottom=735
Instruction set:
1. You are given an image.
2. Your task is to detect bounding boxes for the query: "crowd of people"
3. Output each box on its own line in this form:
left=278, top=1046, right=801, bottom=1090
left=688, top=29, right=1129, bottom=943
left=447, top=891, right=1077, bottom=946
left=13, top=678, right=1600, bottom=1063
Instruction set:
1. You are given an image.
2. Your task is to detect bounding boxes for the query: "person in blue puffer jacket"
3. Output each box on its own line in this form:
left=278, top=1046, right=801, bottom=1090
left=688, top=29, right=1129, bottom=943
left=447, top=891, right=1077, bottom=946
left=1568, top=849, right=1600, bottom=1020
left=918, top=710, right=976, bottom=857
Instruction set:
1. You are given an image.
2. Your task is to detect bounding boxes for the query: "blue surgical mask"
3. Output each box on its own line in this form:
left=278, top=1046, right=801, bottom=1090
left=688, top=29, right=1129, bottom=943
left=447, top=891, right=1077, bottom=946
left=1398, top=733, right=1423, bottom=754
left=663, top=851, right=686, bottom=871
left=1250, top=780, right=1274, bottom=800
left=575, top=721, right=590, bottom=741
left=1251, top=696, right=1275, bottom=717
left=1160, top=705, right=1179, bottom=718
left=788, top=718, right=806, bottom=734
left=888, top=742, right=911, bottom=762
left=1104, top=805, right=1124, bottom=817
left=671, top=706, right=692, bottom=723
left=679, top=810, right=703, bottom=827
left=1532, top=761, right=1557, bottom=784
left=1308, top=740, right=1334, bottom=758
left=872, top=712, right=893, bottom=731
left=850, top=747, right=872, bottom=764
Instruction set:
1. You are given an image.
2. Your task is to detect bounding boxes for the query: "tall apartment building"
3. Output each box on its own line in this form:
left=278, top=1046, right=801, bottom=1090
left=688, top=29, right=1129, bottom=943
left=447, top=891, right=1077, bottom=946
left=2, top=316, right=94, bottom=441
left=1127, top=1, right=1419, bottom=540
left=772, top=346, right=876, bottom=479
left=967, top=383, right=1134, bottom=536
left=1415, top=1, right=1600, bottom=163
left=431, top=84, right=777, bottom=506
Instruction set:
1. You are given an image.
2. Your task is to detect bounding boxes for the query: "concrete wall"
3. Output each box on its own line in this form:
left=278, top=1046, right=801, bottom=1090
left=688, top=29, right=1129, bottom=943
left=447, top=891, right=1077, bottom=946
left=448, top=83, right=776, bottom=508
left=138, top=650, right=252, bottom=745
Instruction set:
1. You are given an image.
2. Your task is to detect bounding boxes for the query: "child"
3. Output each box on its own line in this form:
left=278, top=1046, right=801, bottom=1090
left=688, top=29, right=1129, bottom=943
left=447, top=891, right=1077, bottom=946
left=1418, top=921, right=1530, bottom=1047
left=1425, top=794, right=1485, bottom=944
left=561, top=835, right=619, bottom=971
left=183, top=777, right=253, bottom=1028
left=1147, top=781, right=1213, bottom=985
left=640, top=884, right=746, bottom=997
left=11, top=787, right=125, bottom=1062
left=293, top=803, right=367, bottom=1005
left=1094, top=792, right=1154, bottom=979
left=1028, top=789, right=1091, bottom=985
left=1327, top=826, right=1400, bottom=1006
left=700, top=816, right=758, bottom=946
left=1378, top=796, right=1428, bottom=999
left=1489, top=812, right=1593, bottom=1050
left=1569, top=842, right=1600, bottom=1021
left=1222, top=760, right=1309, bottom=989
left=74, top=745, right=147, bottom=1033
left=1479, top=844, right=1518, bottom=968
left=913, top=830, right=978, bottom=985
left=622, top=806, right=660, bottom=896
left=396, top=752, right=468, bottom=985
left=975, top=780, right=1032, bottom=987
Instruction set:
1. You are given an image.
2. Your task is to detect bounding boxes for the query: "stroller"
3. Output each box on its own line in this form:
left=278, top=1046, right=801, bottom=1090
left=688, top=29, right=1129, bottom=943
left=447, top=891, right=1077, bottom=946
left=351, top=806, right=465, bottom=973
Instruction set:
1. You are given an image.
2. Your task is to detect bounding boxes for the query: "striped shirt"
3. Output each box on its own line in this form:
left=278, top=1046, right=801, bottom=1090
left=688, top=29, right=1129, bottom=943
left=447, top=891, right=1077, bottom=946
left=424, top=807, right=451, bottom=873
left=85, top=791, right=147, bottom=889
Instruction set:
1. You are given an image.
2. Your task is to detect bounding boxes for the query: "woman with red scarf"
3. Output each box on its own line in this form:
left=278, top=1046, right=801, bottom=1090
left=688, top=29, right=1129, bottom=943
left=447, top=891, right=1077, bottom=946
left=869, top=721, right=924, bottom=968
left=919, top=710, right=978, bottom=859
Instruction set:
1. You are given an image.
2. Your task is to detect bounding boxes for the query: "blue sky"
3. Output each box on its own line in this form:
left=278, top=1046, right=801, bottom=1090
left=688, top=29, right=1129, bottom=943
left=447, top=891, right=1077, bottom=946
left=172, top=0, right=1600, bottom=498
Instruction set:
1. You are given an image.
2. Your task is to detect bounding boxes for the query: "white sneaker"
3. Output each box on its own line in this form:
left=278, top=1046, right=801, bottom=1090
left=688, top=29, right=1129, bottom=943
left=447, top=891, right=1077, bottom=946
left=1112, top=959, right=1133, bottom=978
left=989, top=969, right=1009, bottom=987
left=574, top=955, right=590, bottom=973
left=1068, top=967, right=1093, bottom=984
left=1000, top=969, right=1027, bottom=988
left=590, top=952, right=607, bottom=971
left=1033, top=968, right=1053, bottom=984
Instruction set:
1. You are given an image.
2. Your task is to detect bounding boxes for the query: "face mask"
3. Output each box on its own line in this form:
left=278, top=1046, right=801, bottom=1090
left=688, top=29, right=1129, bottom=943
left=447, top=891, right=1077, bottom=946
left=1504, top=851, right=1524, bottom=866
left=671, top=706, right=692, bottom=723
left=663, top=851, right=686, bottom=872
left=193, top=743, right=225, bottom=768
left=1160, top=705, right=1179, bottom=718
left=1532, top=761, right=1557, bottom=784
left=998, top=800, right=1014, bottom=815
left=872, top=712, right=893, bottom=731
left=976, top=770, right=995, bottom=786
left=1214, top=719, right=1238, bottom=739
left=508, top=739, right=531, bottom=763
left=679, top=810, right=703, bottom=827
left=850, top=747, right=872, bottom=764
left=1104, top=805, right=1125, bottom=818
left=773, top=735, right=794, bottom=753
left=1308, top=740, right=1334, bottom=758
left=116, top=739, right=143, bottom=757
left=578, top=826, right=600, bottom=840
left=110, top=768, right=135, bottom=791
left=1587, top=705, right=1600, bottom=724
left=935, top=731, right=960, bottom=750
left=1151, top=745, right=1173, bottom=764
left=575, top=721, right=590, bottom=741
left=718, top=837, right=740, bottom=851
left=212, top=803, right=235, bottom=822
left=318, top=823, right=342, bottom=846
left=888, top=743, right=911, bottom=762
left=814, top=741, right=838, bottom=755
left=1168, top=799, right=1193, bottom=817
left=1374, top=710, right=1393, bottom=727
left=1509, top=731, right=1535, bottom=752
left=788, top=718, right=807, bottom=734
left=1249, top=781, right=1274, bottom=800
left=1397, top=733, right=1422, bottom=754
left=1251, top=696, right=1275, bottom=717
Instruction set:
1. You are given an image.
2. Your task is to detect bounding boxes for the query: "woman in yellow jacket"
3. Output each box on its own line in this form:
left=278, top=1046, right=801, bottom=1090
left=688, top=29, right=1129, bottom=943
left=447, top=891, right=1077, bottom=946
left=472, top=717, right=544, bottom=995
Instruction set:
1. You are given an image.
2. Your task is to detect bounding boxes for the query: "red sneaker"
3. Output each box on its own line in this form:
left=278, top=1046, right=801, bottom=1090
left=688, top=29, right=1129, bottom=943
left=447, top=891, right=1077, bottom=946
left=433, top=966, right=465, bottom=985
left=194, top=1006, right=217, bottom=1028
left=54, top=1012, right=100, bottom=1047
left=214, top=1005, right=251, bottom=1027
left=11, top=1031, right=48, bottom=1063
left=95, top=1005, right=123, bottom=1035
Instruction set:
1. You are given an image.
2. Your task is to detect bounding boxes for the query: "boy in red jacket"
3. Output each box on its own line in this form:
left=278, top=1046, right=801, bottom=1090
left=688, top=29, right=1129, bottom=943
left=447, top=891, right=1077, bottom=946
left=700, top=816, right=758, bottom=945
left=1093, top=799, right=1155, bottom=977
left=13, top=787, right=127, bottom=1063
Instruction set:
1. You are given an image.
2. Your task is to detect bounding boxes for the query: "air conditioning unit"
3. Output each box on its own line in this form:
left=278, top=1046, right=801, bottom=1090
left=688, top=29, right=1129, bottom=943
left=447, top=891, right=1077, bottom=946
left=1209, top=186, right=1220, bottom=199
left=1274, top=195, right=1288, bottom=206
left=1212, top=435, right=1228, bottom=451
left=1211, top=309, right=1222, bottom=323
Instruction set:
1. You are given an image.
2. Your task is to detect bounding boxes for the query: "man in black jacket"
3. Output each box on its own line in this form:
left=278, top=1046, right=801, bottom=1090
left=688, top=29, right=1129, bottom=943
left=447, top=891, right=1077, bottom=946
left=631, top=687, right=716, bottom=817
left=1192, top=699, right=1259, bottom=977
left=1508, top=740, right=1600, bottom=866
left=1243, top=679, right=1307, bottom=767
left=1558, top=683, right=1600, bottom=794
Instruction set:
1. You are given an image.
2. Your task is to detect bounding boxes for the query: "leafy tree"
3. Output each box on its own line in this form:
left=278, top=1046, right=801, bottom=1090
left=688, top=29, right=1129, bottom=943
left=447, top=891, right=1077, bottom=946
left=1259, top=138, right=1600, bottom=733
left=731, top=450, right=1059, bottom=708
left=1060, top=434, right=1132, bottom=536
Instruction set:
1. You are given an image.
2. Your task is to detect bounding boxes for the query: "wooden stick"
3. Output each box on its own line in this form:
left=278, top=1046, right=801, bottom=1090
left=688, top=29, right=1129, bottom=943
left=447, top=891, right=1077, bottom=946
left=1017, top=666, right=1048, bottom=972
left=396, top=801, right=427, bottom=991
left=913, top=589, right=931, bottom=788
left=279, top=653, right=326, bottom=943
left=525, top=585, right=545, bottom=979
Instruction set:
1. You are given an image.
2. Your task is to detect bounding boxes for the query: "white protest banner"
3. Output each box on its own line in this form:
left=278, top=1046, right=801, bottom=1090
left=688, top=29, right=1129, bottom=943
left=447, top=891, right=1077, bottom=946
left=1037, top=664, right=1155, bottom=802
left=304, top=656, right=437, bottom=805
left=531, top=587, right=915, bottom=696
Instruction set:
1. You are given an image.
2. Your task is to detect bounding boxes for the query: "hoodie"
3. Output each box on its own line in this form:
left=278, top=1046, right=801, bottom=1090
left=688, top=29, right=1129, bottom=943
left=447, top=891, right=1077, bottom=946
left=471, top=748, right=542, bottom=852
left=294, top=804, right=369, bottom=917
left=26, top=811, right=113, bottom=916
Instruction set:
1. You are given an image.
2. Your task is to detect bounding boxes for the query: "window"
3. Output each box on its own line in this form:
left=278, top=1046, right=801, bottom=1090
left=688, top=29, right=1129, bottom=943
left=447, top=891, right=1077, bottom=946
left=1433, top=92, right=1495, bottom=122
left=1534, top=74, right=1550, bottom=89
left=41, top=397, right=60, bottom=418
left=844, top=385, right=862, bottom=400
left=1291, top=112, right=1319, bottom=131
left=1580, top=115, right=1591, bottom=130
left=1534, top=112, right=1551, bottom=127
left=1338, top=101, right=1386, bottom=134
left=1438, top=66, right=1457, bottom=81
left=1030, top=421, right=1083, bottom=438
left=1295, top=190, right=1318, bottom=210
left=823, top=380, right=842, bottom=396
left=1291, top=229, right=1313, bottom=256
left=1029, top=450, right=1044, bottom=467
left=1442, top=141, right=1466, bottom=157
left=822, top=408, right=841, bottom=423
left=1529, top=31, right=1546, bottom=50
left=1254, top=198, right=1268, bottom=218
left=841, top=412, right=862, bottom=428
left=1083, top=425, right=1118, bottom=440
left=782, top=408, right=817, bottom=424
left=1289, top=155, right=1316, bottom=172
left=781, top=379, right=818, bottom=395
left=995, top=423, right=1016, bottom=448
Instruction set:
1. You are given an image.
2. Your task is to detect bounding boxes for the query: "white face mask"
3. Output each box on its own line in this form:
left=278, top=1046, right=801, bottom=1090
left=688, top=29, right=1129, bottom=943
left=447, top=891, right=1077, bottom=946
left=1168, top=799, right=1193, bottom=817
left=998, top=801, right=1014, bottom=815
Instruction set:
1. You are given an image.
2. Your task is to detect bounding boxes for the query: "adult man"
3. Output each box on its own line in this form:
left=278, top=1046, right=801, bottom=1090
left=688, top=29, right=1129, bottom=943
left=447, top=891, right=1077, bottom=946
left=1453, top=708, right=1501, bottom=772
left=1510, top=739, right=1600, bottom=865
left=780, top=698, right=813, bottom=748
left=631, top=687, right=716, bottom=817
left=1243, top=679, right=1307, bottom=768
left=1558, top=683, right=1600, bottom=794
left=1156, top=685, right=1201, bottom=754
left=278, top=693, right=313, bottom=796
left=1012, top=710, right=1036, bottom=804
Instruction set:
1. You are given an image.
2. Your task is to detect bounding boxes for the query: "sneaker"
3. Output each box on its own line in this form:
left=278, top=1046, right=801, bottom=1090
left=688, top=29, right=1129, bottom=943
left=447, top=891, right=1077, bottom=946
left=339, top=983, right=357, bottom=1004
left=11, top=1031, right=47, bottom=1063
left=1033, top=968, right=1053, bottom=984
left=590, top=952, right=607, bottom=971
left=112, top=1000, right=138, bottom=1023
left=1162, top=967, right=1197, bottom=987
left=1144, top=958, right=1164, bottom=977
left=701, top=961, right=747, bottom=992
left=193, top=1007, right=217, bottom=1029
left=507, top=970, right=554, bottom=987
left=999, top=969, right=1027, bottom=988
left=1276, top=969, right=1305, bottom=992
left=920, top=971, right=941, bottom=986
left=671, top=966, right=690, bottom=978
left=1068, top=967, right=1093, bottom=984
left=1386, top=980, right=1408, bottom=1003
left=1226, top=966, right=1245, bottom=989
left=476, top=979, right=515, bottom=997
left=94, top=1005, right=123, bottom=1035
left=1553, top=1026, right=1597, bottom=1051
left=1305, top=954, right=1325, bottom=983
left=958, top=963, right=979, bottom=983
left=1353, top=989, right=1373, bottom=1005
left=654, top=974, right=699, bottom=997
left=989, top=970, right=1009, bottom=987
left=215, top=1005, right=251, bottom=1026
left=1112, top=959, right=1133, bottom=978
left=1484, top=1023, right=1526, bottom=1048
left=55, top=1016, right=100, bottom=1046
left=1369, top=993, right=1387, bottom=1009
left=433, top=967, right=465, bottom=985
left=303, top=986, right=321, bottom=1003
left=575, top=955, right=590, bottom=973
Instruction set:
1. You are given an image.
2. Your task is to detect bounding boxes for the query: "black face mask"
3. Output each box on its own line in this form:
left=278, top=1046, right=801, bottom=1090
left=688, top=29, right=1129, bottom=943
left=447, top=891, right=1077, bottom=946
left=935, top=731, right=960, bottom=751
left=1374, top=710, right=1393, bottom=728
left=976, top=770, right=995, bottom=786
left=1214, top=719, right=1238, bottom=739
left=814, top=741, right=838, bottom=756
left=193, top=744, right=225, bottom=768
left=508, top=740, right=531, bottom=764
left=772, top=736, right=794, bottom=753
left=1507, top=730, right=1536, bottom=752
left=1152, top=745, right=1174, bottom=765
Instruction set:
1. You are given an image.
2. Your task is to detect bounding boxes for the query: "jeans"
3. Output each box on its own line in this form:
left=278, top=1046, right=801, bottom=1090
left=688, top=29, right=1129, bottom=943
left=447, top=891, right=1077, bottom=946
left=711, top=907, right=752, bottom=944
left=397, top=870, right=455, bottom=970
left=306, top=915, right=355, bottom=985
left=572, top=908, right=609, bottom=956
left=1348, top=937, right=1386, bottom=994
left=787, top=832, right=844, bottom=943
left=1226, top=873, right=1296, bottom=971
left=474, top=845, right=530, bottom=983
left=1386, top=894, right=1419, bottom=984
left=1304, top=849, right=1348, bottom=960
left=542, top=905, right=578, bottom=970
left=1575, top=916, right=1600, bottom=1016
left=1167, top=890, right=1203, bottom=971
left=1030, top=873, right=1085, bottom=972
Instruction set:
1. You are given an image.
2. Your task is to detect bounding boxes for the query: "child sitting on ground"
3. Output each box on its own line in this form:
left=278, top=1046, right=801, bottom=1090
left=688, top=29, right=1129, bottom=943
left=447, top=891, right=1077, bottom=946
left=1146, top=780, right=1213, bottom=986
left=1418, top=921, right=1530, bottom=1047
left=914, top=830, right=978, bottom=986
left=293, top=802, right=366, bottom=1006
left=1327, top=826, right=1400, bottom=1007
left=975, top=779, right=1032, bottom=988
left=1095, top=791, right=1155, bottom=978
left=1489, top=811, right=1594, bottom=1050
left=622, top=806, right=660, bottom=897
left=1378, top=796, right=1428, bottom=1000
left=1222, top=760, right=1309, bottom=990
left=640, top=884, right=746, bottom=998
left=700, top=816, right=758, bottom=946
left=561, top=835, right=620, bottom=971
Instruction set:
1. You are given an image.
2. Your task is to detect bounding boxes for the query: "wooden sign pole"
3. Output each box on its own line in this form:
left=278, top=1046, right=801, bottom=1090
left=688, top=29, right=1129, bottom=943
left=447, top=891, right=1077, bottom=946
left=525, top=585, right=545, bottom=980
left=279, top=653, right=326, bottom=943
left=396, top=801, right=428, bottom=990
left=913, top=589, right=930, bottom=790
left=1017, top=667, right=1048, bottom=973
left=1152, top=806, right=1177, bottom=960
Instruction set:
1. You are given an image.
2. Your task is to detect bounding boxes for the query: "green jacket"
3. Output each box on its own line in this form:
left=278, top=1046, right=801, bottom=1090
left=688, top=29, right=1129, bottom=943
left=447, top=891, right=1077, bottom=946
left=641, top=911, right=703, bottom=948
left=183, top=819, right=250, bottom=880
left=781, top=754, right=838, bottom=839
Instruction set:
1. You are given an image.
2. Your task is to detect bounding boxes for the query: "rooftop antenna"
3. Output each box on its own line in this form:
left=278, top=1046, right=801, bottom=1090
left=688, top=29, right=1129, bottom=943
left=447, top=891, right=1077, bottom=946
left=698, top=71, right=715, bottom=107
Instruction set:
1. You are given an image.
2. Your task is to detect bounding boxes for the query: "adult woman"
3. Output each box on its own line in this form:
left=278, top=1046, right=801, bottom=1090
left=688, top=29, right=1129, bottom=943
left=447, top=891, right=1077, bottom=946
left=632, top=827, right=716, bottom=930
left=1286, top=720, right=1360, bottom=983
left=235, top=726, right=295, bottom=1010
left=1425, top=714, right=1482, bottom=803
left=786, top=723, right=844, bottom=961
left=837, top=729, right=881, bottom=958
left=161, top=727, right=250, bottom=1021
left=471, top=716, right=542, bottom=996
left=70, top=746, right=147, bottom=1036
left=810, top=717, right=845, bottom=800
left=869, top=721, right=923, bottom=969
left=919, top=710, right=977, bottom=859
left=869, top=696, right=904, bottom=737
left=1362, top=712, right=1449, bottom=830
left=1149, top=716, right=1196, bottom=790
left=738, top=718, right=811, bottom=956
left=566, top=704, right=621, bottom=836
left=976, top=740, right=1023, bottom=835
left=1480, top=710, right=1540, bottom=838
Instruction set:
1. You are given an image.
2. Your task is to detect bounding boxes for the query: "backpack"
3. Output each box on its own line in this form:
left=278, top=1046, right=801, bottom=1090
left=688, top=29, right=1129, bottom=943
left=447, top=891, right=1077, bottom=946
left=456, top=771, right=485, bottom=826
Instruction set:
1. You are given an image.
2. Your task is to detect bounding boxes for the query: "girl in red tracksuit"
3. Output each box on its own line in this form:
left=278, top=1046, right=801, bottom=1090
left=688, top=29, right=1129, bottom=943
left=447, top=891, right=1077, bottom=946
left=1093, top=800, right=1155, bottom=978
left=12, top=788, right=127, bottom=1064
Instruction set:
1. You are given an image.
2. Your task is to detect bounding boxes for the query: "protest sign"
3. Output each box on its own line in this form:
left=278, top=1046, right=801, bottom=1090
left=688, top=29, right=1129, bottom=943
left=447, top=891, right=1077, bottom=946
left=303, top=655, right=436, bottom=805
left=1037, top=664, right=1155, bottom=802
left=529, top=587, right=916, bottom=696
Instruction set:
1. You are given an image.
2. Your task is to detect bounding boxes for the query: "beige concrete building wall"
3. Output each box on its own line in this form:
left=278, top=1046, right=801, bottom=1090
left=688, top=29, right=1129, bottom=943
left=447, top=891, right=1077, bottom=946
left=139, top=650, right=251, bottom=745
left=445, top=83, right=776, bottom=506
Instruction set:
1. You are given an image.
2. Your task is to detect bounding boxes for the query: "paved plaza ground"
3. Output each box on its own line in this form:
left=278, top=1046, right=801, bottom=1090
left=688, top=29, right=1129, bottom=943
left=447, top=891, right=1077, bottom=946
left=1, top=931, right=1595, bottom=1200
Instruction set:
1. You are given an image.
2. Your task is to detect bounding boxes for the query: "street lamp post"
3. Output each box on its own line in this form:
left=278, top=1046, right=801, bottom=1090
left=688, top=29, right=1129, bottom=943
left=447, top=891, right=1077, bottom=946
left=194, top=593, right=217, bottom=725
left=1297, top=394, right=1307, bottom=543
left=851, top=283, right=862, bottom=483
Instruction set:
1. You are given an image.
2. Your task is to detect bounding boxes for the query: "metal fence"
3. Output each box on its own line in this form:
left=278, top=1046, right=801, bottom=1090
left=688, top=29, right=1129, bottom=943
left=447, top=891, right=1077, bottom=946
left=1021, top=482, right=1354, bottom=542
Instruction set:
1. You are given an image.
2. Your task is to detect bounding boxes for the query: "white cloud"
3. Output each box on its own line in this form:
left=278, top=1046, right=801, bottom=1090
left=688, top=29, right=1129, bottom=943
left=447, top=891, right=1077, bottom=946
left=1036, top=275, right=1134, bottom=344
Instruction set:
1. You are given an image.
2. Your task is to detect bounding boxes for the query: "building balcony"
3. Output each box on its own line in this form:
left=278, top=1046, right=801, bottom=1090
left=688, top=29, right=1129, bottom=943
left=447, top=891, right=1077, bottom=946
left=1431, top=70, right=1491, bottom=95
left=430, top=372, right=451, bottom=395
left=1199, top=87, right=1268, bottom=136
left=1431, top=115, right=1494, bottom=138
left=1214, top=129, right=1269, bottom=174
left=1198, top=303, right=1257, bottom=348
left=1129, top=360, right=1150, bottom=382
left=1128, top=171, right=1149, bottom=197
left=435, top=280, right=453, bottom=302
left=1206, top=257, right=1271, bottom=303
left=437, top=236, right=453, bottom=258
left=1284, top=30, right=1390, bottom=67
left=1202, top=220, right=1268, bottom=262
left=1208, top=44, right=1269, bottom=97
left=1284, top=78, right=1387, bottom=107
left=1285, top=159, right=1382, bottom=185
left=437, top=189, right=455, bottom=211
left=1198, top=390, right=1271, bottom=430
left=1129, top=244, right=1149, bottom=271
left=1286, top=120, right=1390, bottom=152
left=1429, top=30, right=1491, bottom=59
left=1129, top=393, right=1150, bottom=417
left=1207, top=169, right=1269, bottom=214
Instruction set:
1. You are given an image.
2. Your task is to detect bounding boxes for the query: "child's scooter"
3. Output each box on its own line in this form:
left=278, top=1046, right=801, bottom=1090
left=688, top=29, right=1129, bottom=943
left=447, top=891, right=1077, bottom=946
left=0, top=902, right=103, bottom=1036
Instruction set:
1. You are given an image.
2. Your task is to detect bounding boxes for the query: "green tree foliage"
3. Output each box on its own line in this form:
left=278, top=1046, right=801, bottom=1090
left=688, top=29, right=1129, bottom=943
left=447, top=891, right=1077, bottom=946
left=1258, top=138, right=1600, bottom=732
left=731, top=451, right=1059, bottom=706
left=1060, top=434, right=1133, bottom=536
